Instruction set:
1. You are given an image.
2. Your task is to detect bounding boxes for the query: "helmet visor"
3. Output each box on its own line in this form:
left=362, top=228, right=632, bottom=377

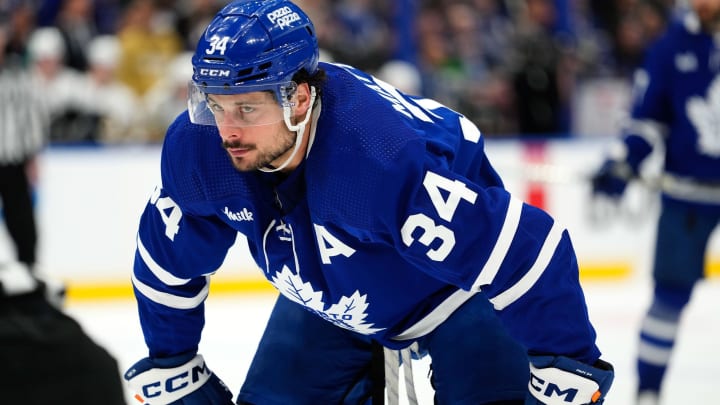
left=188, top=81, right=296, bottom=127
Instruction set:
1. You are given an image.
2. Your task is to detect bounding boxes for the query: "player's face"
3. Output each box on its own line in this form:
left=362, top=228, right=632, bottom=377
left=691, top=0, right=720, bottom=28
left=212, top=91, right=296, bottom=172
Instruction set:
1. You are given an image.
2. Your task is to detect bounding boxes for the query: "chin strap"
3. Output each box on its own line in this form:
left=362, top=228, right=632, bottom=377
left=259, top=86, right=317, bottom=173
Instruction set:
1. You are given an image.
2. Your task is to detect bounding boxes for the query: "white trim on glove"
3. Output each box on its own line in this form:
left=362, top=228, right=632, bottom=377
left=125, top=354, right=212, bottom=405
left=528, top=362, right=601, bottom=405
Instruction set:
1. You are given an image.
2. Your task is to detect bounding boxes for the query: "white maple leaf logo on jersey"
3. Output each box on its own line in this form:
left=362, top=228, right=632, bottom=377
left=270, top=265, right=384, bottom=334
left=687, top=75, right=720, bottom=157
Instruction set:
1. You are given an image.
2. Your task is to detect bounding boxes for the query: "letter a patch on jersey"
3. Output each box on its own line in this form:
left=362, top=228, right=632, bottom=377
left=314, top=224, right=355, bottom=264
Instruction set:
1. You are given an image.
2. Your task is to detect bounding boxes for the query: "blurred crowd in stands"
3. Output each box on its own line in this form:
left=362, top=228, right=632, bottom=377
left=0, top=0, right=679, bottom=143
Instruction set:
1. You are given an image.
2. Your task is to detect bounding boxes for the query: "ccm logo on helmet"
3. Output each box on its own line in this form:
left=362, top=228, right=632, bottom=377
left=199, top=68, right=231, bottom=78
left=267, top=6, right=301, bottom=29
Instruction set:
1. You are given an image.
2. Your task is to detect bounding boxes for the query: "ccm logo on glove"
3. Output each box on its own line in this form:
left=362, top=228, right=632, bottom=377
left=527, top=356, right=613, bottom=405
left=529, top=368, right=598, bottom=403
left=125, top=354, right=212, bottom=403
left=139, top=364, right=209, bottom=397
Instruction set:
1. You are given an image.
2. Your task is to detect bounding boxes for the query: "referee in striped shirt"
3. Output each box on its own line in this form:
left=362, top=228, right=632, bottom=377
left=1, top=18, right=128, bottom=404
left=0, top=21, right=47, bottom=270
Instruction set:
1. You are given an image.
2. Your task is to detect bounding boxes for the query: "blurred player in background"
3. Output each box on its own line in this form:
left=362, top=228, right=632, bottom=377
left=124, top=1, right=614, bottom=404
left=1, top=14, right=126, bottom=404
left=591, top=1, right=720, bottom=403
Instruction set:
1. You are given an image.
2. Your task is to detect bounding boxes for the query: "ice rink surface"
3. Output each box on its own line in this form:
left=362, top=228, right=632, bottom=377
left=65, top=277, right=720, bottom=405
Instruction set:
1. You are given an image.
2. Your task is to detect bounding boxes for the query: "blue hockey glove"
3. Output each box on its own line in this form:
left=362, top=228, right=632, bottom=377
left=124, top=353, right=234, bottom=405
left=591, top=160, right=633, bottom=198
left=526, top=355, right=614, bottom=405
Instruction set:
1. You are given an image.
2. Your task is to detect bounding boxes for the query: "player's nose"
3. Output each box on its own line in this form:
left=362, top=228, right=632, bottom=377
left=218, top=124, right=245, bottom=141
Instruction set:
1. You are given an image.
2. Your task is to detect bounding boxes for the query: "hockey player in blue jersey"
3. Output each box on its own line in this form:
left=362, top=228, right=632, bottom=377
left=123, top=1, right=614, bottom=404
left=592, top=0, right=720, bottom=403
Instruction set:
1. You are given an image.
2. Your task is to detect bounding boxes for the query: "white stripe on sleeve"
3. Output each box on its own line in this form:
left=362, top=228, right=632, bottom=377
left=471, top=196, right=523, bottom=291
left=137, top=234, right=192, bottom=286
left=624, top=117, right=667, bottom=143
left=489, top=221, right=564, bottom=310
left=392, top=289, right=477, bottom=340
left=131, top=273, right=210, bottom=310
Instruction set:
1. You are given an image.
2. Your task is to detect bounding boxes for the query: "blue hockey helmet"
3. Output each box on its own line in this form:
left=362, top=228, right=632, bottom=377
left=189, top=0, right=319, bottom=127
left=189, top=0, right=320, bottom=172
left=190, top=0, right=318, bottom=95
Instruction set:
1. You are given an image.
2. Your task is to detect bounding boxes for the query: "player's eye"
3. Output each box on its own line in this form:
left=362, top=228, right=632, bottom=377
left=239, top=105, right=256, bottom=114
left=209, top=102, right=224, bottom=114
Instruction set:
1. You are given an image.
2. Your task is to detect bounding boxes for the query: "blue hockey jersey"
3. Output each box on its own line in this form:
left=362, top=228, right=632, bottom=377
left=132, top=62, right=601, bottom=364
left=620, top=12, right=720, bottom=209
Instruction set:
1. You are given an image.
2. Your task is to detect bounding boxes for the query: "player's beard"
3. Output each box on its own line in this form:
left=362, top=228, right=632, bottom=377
left=223, top=128, right=297, bottom=172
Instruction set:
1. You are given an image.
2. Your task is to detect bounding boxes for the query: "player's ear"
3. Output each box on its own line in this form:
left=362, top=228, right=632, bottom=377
left=294, top=82, right=312, bottom=118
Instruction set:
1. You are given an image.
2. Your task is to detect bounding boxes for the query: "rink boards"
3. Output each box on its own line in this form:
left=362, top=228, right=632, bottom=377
left=0, top=139, right=717, bottom=301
